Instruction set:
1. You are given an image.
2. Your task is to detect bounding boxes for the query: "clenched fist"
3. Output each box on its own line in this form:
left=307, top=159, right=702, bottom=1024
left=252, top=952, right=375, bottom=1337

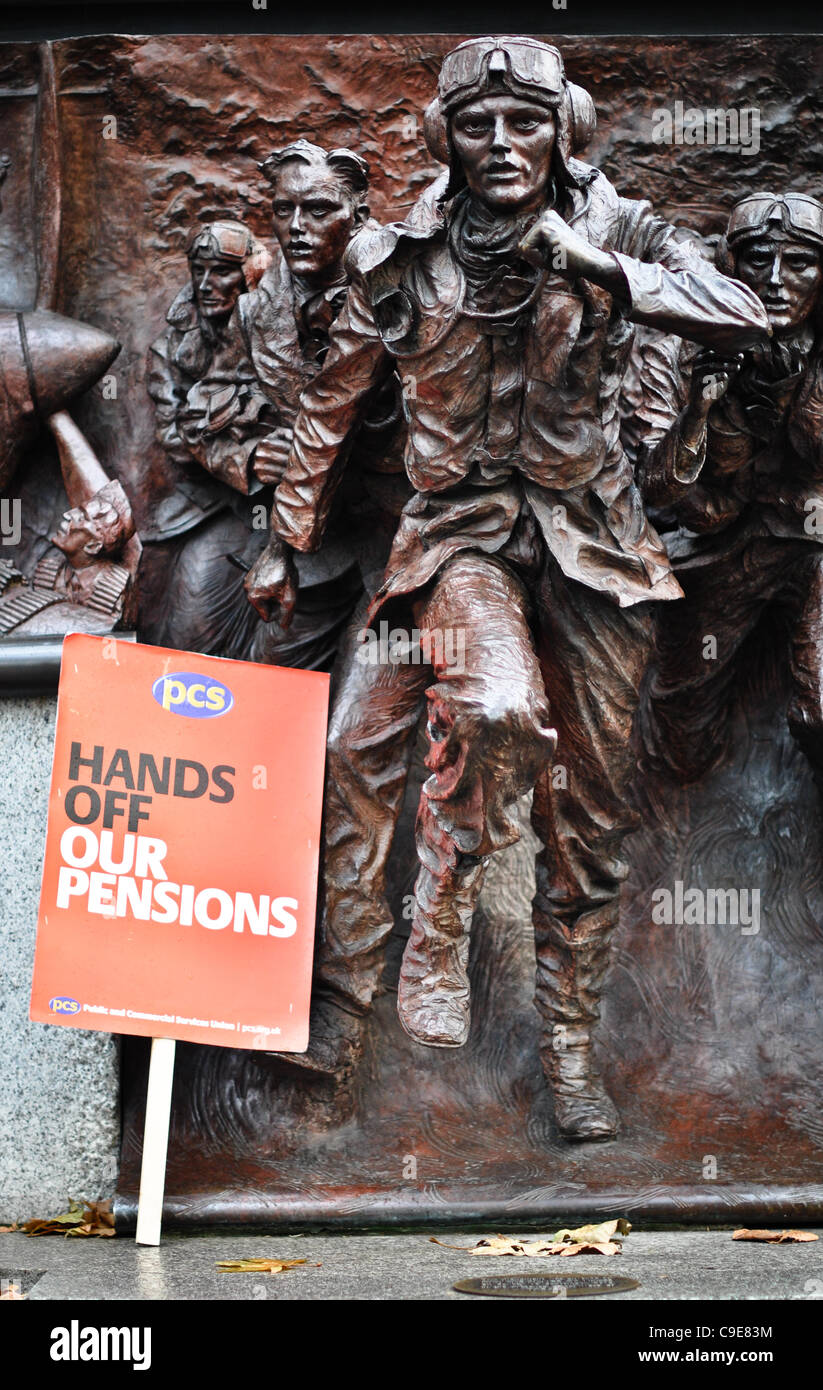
left=252, top=427, right=294, bottom=486
left=519, top=209, right=616, bottom=285
left=245, top=535, right=298, bottom=628
left=688, top=350, right=744, bottom=412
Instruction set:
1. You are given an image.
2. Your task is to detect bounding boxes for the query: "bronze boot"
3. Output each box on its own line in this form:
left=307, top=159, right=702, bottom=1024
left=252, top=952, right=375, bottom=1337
left=397, top=802, right=487, bottom=1047
left=265, top=990, right=367, bottom=1081
left=534, top=903, right=620, bottom=1141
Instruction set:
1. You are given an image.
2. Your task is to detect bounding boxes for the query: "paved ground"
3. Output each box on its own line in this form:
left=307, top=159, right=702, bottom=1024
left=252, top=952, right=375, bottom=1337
left=1, top=1226, right=822, bottom=1301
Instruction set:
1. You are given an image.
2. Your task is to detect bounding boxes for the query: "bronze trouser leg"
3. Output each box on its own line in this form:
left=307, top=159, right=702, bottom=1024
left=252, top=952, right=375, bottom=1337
left=150, top=512, right=257, bottom=654
left=298, top=554, right=554, bottom=1061
left=395, top=798, right=488, bottom=1046
left=397, top=553, right=556, bottom=1047
left=154, top=510, right=359, bottom=668
left=311, top=600, right=430, bottom=1013
left=640, top=532, right=774, bottom=782
left=530, top=559, right=654, bottom=1139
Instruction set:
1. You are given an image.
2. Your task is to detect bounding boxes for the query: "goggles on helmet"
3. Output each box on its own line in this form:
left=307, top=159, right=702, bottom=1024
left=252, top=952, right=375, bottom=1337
left=188, top=221, right=254, bottom=264
left=438, top=36, right=565, bottom=113
left=727, top=192, right=823, bottom=247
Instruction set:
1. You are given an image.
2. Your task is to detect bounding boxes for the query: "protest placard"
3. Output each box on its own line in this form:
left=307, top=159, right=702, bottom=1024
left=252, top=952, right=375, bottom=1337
left=30, top=633, right=329, bottom=1240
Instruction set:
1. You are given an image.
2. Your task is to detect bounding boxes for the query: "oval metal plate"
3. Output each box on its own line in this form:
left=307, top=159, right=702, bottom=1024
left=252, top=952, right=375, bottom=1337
left=453, top=1273, right=640, bottom=1298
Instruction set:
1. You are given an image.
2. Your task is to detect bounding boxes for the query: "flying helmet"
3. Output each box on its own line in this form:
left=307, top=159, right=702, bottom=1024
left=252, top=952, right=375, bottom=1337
left=423, top=36, right=596, bottom=181
left=726, top=192, right=823, bottom=248
left=187, top=219, right=270, bottom=291
left=714, top=192, right=823, bottom=276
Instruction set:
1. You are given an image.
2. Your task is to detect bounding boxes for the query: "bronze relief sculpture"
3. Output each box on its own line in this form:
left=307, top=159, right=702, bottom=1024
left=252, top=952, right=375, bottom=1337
left=247, top=37, right=769, bottom=1139
left=5, top=30, right=823, bottom=1224
left=638, top=193, right=823, bottom=792
left=0, top=417, right=140, bottom=635
left=144, top=142, right=404, bottom=668
left=0, top=46, right=128, bottom=639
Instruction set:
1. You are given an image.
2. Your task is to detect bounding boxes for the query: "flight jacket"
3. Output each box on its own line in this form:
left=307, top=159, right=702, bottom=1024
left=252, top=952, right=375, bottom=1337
left=270, top=163, right=770, bottom=615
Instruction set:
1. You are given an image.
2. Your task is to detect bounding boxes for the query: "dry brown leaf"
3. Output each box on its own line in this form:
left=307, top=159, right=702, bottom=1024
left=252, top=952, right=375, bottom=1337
left=431, top=1236, right=553, bottom=1256
left=0, top=1283, right=25, bottom=1300
left=0, top=1224, right=19, bottom=1233
left=65, top=1201, right=115, bottom=1238
left=22, top=1198, right=115, bottom=1238
left=554, top=1219, right=631, bottom=1244
left=67, top=1221, right=116, bottom=1239
left=732, top=1228, right=818, bottom=1244
left=430, top=1223, right=627, bottom=1258
left=216, top=1257, right=313, bottom=1274
left=472, top=1236, right=545, bottom=1256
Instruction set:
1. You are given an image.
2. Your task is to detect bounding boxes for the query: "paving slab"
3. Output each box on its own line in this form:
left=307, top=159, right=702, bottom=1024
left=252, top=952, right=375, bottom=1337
left=1, top=1228, right=821, bottom=1301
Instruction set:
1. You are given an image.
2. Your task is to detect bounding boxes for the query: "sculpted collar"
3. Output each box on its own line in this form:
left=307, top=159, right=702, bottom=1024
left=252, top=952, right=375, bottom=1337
left=448, top=189, right=543, bottom=319
left=345, top=160, right=599, bottom=281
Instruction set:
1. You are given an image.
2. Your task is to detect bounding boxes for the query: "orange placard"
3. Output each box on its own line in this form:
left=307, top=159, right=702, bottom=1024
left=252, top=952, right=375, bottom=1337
left=30, top=634, right=329, bottom=1052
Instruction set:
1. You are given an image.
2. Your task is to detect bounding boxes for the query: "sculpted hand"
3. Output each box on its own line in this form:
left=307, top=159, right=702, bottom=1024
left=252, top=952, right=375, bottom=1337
left=673, top=350, right=745, bottom=456
left=252, top=427, right=294, bottom=486
left=244, top=536, right=298, bottom=628
left=519, top=209, right=616, bottom=284
left=688, top=350, right=744, bottom=413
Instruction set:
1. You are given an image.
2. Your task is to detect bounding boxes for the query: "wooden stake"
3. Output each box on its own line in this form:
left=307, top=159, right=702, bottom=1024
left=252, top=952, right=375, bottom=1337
left=135, top=1036, right=176, bottom=1246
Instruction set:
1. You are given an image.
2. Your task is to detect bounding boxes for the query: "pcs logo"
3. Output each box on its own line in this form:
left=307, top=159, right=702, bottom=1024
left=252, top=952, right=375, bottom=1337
left=152, top=671, right=234, bottom=719
left=49, top=996, right=80, bottom=1016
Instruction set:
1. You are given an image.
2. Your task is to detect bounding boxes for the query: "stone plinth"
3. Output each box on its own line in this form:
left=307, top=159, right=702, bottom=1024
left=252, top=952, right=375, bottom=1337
left=0, top=694, right=119, bottom=1223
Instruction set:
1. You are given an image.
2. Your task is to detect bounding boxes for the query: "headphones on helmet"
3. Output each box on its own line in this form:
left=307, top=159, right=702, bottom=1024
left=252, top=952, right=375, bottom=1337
left=422, top=39, right=596, bottom=168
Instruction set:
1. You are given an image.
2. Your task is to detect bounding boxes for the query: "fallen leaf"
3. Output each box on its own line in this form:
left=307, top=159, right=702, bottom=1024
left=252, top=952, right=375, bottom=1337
left=67, top=1222, right=116, bottom=1238
left=65, top=1201, right=115, bottom=1238
left=216, top=1258, right=312, bottom=1274
left=28, top=1197, right=86, bottom=1228
left=430, top=1224, right=627, bottom=1258
left=0, top=1224, right=19, bottom=1233
left=472, top=1237, right=544, bottom=1256
left=22, top=1198, right=115, bottom=1238
left=732, top=1229, right=818, bottom=1244
left=0, top=1283, right=25, bottom=1300
left=553, top=1219, right=631, bottom=1244
left=431, top=1236, right=550, bottom=1256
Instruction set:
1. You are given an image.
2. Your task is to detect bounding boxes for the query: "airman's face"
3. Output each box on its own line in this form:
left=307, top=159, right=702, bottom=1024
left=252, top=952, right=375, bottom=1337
left=190, top=254, right=246, bottom=322
left=449, top=94, right=556, bottom=213
left=734, top=233, right=823, bottom=335
left=271, top=164, right=360, bottom=282
left=52, top=495, right=122, bottom=565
